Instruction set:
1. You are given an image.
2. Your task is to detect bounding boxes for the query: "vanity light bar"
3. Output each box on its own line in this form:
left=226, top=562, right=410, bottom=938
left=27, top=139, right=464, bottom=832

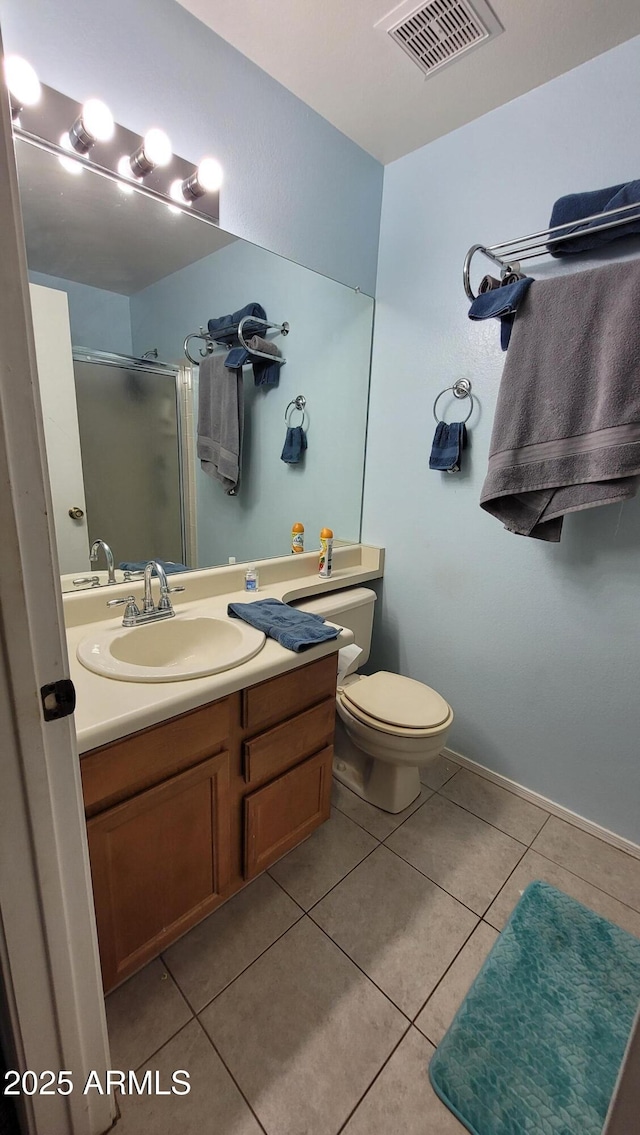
left=5, top=62, right=222, bottom=221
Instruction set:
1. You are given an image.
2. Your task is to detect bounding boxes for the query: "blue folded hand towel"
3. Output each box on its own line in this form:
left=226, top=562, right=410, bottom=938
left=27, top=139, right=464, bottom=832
left=548, top=181, right=640, bottom=257
left=281, top=426, right=307, bottom=464
left=118, top=560, right=190, bottom=574
left=468, top=277, right=533, bottom=349
left=227, top=598, right=340, bottom=652
left=429, top=422, right=467, bottom=473
left=207, top=303, right=267, bottom=345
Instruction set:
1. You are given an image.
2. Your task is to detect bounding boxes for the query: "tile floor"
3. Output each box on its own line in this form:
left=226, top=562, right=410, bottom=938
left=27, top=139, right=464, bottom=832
left=107, top=758, right=640, bottom=1134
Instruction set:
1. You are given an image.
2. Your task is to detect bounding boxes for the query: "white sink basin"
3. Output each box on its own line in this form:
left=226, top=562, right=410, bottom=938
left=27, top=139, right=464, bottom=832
left=77, top=614, right=266, bottom=682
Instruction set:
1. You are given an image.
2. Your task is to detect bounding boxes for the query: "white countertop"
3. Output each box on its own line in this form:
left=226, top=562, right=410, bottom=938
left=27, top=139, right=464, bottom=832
left=67, top=544, right=383, bottom=754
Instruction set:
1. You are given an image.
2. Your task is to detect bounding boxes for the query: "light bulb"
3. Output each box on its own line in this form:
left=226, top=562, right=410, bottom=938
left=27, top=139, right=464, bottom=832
left=143, top=128, right=171, bottom=167
left=169, top=178, right=185, bottom=203
left=129, top=127, right=172, bottom=177
left=196, top=157, right=223, bottom=192
left=69, top=97, right=114, bottom=153
left=81, top=98, right=114, bottom=142
left=58, top=132, right=83, bottom=176
left=4, top=55, right=41, bottom=109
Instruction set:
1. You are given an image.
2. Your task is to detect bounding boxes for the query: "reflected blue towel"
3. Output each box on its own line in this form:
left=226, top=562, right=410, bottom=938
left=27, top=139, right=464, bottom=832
left=225, top=335, right=283, bottom=387
left=468, top=277, right=534, bottom=349
left=207, top=303, right=267, bottom=345
left=429, top=422, right=467, bottom=473
left=227, top=598, right=340, bottom=652
left=281, top=426, right=307, bottom=464
left=548, top=180, right=640, bottom=257
left=118, top=560, right=190, bottom=574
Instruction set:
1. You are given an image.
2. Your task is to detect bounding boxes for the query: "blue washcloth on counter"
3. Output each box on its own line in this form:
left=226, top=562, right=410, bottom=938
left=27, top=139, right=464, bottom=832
left=281, top=426, right=307, bottom=464
left=429, top=422, right=467, bottom=473
left=227, top=598, right=340, bottom=652
left=119, top=560, right=190, bottom=574
left=468, top=277, right=533, bottom=350
left=207, top=303, right=267, bottom=345
left=548, top=181, right=640, bottom=257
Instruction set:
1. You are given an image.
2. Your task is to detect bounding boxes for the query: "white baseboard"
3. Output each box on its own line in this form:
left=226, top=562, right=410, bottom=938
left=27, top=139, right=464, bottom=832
left=442, top=746, right=640, bottom=862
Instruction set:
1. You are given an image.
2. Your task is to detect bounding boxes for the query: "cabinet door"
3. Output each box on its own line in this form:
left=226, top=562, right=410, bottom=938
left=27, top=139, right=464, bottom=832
left=88, top=752, right=230, bottom=991
left=244, top=746, right=332, bottom=880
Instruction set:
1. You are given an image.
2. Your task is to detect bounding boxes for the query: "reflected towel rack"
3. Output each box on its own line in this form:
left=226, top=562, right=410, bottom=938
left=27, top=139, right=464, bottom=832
left=463, top=199, right=640, bottom=300
left=184, top=316, right=289, bottom=365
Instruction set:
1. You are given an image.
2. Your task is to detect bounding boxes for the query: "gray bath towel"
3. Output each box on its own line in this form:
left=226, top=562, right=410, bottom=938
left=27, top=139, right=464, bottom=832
left=480, top=259, right=640, bottom=541
left=197, top=352, right=244, bottom=494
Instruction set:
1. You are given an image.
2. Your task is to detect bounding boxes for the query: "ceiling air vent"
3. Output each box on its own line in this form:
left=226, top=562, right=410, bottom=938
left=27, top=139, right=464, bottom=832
left=376, top=0, right=503, bottom=78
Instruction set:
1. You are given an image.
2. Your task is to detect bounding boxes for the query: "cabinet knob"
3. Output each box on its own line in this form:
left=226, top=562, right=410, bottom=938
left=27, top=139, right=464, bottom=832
left=68, top=506, right=85, bottom=520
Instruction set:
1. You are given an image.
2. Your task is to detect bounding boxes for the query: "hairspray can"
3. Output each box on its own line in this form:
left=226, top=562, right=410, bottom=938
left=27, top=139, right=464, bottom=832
left=319, top=528, right=334, bottom=577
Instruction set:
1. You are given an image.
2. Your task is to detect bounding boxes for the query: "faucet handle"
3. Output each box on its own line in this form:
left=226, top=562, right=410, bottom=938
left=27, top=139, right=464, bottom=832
left=73, top=575, right=100, bottom=588
left=123, top=570, right=145, bottom=581
left=167, top=585, right=186, bottom=594
left=107, top=595, right=140, bottom=615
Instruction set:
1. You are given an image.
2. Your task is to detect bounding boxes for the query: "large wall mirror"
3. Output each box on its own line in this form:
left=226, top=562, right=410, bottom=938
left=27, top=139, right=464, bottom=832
left=15, top=136, right=374, bottom=589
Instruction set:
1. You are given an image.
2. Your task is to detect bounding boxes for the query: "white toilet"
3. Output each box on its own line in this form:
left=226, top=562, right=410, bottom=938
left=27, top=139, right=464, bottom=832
left=295, top=587, right=453, bottom=813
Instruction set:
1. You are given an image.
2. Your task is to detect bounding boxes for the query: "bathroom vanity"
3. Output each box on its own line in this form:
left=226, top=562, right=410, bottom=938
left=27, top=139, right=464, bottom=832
left=66, top=545, right=383, bottom=991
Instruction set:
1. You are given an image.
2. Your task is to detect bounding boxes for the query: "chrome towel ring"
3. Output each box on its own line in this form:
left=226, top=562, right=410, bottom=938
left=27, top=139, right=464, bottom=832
left=285, top=394, right=307, bottom=428
left=433, top=378, right=474, bottom=424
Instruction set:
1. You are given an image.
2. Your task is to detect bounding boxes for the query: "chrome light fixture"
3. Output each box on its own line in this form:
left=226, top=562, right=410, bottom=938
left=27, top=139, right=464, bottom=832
left=177, top=157, right=223, bottom=201
left=68, top=98, right=114, bottom=152
left=4, top=55, right=41, bottom=120
left=128, top=128, right=172, bottom=176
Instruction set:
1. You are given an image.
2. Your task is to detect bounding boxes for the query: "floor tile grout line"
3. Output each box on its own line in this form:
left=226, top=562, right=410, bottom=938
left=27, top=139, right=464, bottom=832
left=331, top=783, right=435, bottom=843
left=408, top=917, right=483, bottom=1028
left=525, top=844, right=640, bottom=915
left=380, top=840, right=494, bottom=920
left=433, top=785, right=548, bottom=848
left=128, top=1014, right=196, bottom=1076
left=305, top=910, right=413, bottom=1021
left=191, top=1016, right=269, bottom=1135
left=166, top=907, right=307, bottom=1018
left=301, top=839, right=382, bottom=916
left=334, top=1021, right=414, bottom=1135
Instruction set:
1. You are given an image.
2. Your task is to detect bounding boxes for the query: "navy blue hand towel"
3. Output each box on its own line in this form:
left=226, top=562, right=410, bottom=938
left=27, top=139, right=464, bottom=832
left=548, top=181, right=640, bottom=257
left=227, top=598, right=340, bottom=652
left=118, top=560, right=190, bottom=574
left=468, top=277, right=534, bottom=349
left=429, top=422, right=467, bottom=473
left=281, top=426, right=307, bottom=464
left=224, top=335, right=282, bottom=386
left=207, top=303, right=267, bottom=345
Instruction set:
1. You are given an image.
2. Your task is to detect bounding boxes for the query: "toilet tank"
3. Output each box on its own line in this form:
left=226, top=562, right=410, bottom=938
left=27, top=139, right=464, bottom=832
left=294, top=587, right=377, bottom=667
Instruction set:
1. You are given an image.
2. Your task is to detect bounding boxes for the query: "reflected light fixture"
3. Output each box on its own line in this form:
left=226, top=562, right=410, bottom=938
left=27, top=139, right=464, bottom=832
left=169, top=178, right=191, bottom=210
left=116, top=153, right=141, bottom=194
left=129, top=128, right=172, bottom=176
left=68, top=98, right=114, bottom=153
left=180, top=157, right=223, bottom=200
left=4, top=55, right=41, bottom=120
left=58, top=131, right=83, bottom=175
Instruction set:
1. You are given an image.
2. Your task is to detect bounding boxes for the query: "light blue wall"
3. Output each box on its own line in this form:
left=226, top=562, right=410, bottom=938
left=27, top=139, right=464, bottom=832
left=0, top=0, right=382, bottom=295
left=364, top=35, right=640, bottom=843
left=130, top=240, right=373, bottom=565
left=27, top=271, right=133, bottom=355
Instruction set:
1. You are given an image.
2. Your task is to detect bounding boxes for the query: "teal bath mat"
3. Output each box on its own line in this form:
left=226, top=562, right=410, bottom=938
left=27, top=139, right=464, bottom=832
left=429, top=881, right=640, bottom=1135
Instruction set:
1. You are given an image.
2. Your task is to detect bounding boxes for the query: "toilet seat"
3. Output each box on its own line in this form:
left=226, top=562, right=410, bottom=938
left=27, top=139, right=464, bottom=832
left=339, top=671, right=453, bottom=739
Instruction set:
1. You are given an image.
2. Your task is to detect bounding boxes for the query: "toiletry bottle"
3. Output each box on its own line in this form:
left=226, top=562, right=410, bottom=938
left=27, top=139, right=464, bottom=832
left=244, top=565, right=259, bottom=592
left=291, top=522, right=304, bottom=554
left=319, top=528, right=334, bottom=578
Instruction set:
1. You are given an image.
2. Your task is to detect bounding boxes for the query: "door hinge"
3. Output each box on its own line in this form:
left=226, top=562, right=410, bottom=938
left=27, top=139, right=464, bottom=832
left=40, top=678, right=76, bottom=721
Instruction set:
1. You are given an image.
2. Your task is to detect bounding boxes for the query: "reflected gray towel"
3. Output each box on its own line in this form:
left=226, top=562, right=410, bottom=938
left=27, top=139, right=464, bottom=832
left=480, top=259, right=640, bottom=541
left=196, top=352, right=244, bottom=494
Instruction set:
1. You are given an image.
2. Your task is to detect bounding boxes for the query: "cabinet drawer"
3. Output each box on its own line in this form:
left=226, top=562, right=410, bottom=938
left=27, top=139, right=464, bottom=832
left=243, top=697, right=335, bottom=786
left=88, top=751, right=231, bottom=991
left=82, top=697, right=230, bottom=816
left=242, top=654, right=337, bottom=732
left=244, top=746, right=333, bottom=879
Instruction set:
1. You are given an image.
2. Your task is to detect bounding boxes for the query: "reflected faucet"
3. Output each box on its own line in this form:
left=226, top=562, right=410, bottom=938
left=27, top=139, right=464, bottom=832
left=90, top=538, right=116, bottom=585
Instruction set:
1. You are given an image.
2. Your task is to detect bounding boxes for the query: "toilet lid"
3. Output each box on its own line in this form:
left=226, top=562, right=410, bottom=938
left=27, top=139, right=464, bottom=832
left=341, top=671, right=451, bottom=731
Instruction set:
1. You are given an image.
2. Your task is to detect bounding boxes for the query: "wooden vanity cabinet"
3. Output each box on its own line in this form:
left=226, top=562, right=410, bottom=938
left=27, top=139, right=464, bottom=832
left=81, top=653, right=337, bottom=991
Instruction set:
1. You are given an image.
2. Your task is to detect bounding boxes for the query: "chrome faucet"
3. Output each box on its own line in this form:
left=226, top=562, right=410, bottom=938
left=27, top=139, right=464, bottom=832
left=90, top=538, right=117, bottom=585
left=107, top=560, right=185, bottom=626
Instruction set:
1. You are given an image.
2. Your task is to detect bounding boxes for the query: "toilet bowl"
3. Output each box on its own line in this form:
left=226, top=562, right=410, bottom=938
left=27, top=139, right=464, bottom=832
left=294, top=589, right=454, bottom=813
